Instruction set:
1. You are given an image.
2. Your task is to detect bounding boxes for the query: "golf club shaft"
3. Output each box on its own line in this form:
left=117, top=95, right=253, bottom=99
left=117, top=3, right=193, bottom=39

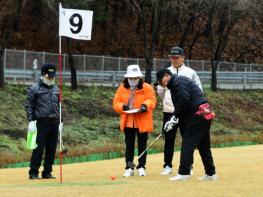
left=137, top=133, right=162, bottom=160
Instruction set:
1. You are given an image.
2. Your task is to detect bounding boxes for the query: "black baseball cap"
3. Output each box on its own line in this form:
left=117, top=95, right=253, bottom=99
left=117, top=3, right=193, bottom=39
left=41, top=64, right=56, bottom=77
left=153, top=68, right=173, bottom=86
left=168, top=46, right=184, bottom=57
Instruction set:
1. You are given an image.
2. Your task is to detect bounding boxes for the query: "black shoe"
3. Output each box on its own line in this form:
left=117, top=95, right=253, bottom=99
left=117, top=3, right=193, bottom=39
left=29, top=174, right=40, bottom=180
left=42, top=173, right=56, bottom=179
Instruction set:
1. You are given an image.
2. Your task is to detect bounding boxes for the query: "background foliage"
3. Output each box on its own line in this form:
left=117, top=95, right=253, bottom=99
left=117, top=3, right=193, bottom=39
left=0, top=84, right=262, bottom=167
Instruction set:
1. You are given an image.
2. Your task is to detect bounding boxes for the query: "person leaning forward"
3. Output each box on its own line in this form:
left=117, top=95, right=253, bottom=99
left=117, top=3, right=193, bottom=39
left=25, top=63, right=61, bottom=180
left=113, top=65, right=156, bottom=177
left=156, top=46, right=203, bottom=176
left=154, top=68, right=217, bottom=181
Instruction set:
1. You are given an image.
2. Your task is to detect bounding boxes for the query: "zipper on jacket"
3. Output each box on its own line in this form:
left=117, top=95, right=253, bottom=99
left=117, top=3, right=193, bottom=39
left=49, top=86, right=53, bottom=115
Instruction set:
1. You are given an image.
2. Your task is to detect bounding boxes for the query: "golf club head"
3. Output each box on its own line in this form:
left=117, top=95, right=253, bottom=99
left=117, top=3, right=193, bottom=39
left=61, top=148, right=68, bottom=154
left=127, top=161, right=136, bottom=168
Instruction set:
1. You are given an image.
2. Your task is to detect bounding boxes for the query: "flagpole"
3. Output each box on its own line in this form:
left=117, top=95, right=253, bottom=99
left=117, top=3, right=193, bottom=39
left=58, top=1, right=93, bottom=183
left=58, top=3, right=63, bottom=183
left=58, top=35, right=63, bottom=184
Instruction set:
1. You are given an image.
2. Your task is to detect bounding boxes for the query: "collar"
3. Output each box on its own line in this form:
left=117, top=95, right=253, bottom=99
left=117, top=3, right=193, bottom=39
left=171, top=63, right=185, bottom=71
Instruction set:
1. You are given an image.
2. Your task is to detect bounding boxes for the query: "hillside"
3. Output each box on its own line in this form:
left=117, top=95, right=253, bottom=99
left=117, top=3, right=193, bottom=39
left=0, top=84, right=263, bottom=166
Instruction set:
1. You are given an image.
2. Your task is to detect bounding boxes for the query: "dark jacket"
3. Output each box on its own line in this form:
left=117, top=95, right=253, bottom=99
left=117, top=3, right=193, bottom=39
left=25, top=79, right=60, bottom=123
left=166, top=75, right=207, bottom=118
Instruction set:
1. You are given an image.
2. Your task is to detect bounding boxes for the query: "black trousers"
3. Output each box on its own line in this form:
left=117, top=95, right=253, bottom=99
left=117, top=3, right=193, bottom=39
left=178, top=114, right=216, bottom=175
left=124, top=127, right=148, bottom=169
left=29, top=121, right=59, bottom=176
left=162, top=112, right=188, bottom=168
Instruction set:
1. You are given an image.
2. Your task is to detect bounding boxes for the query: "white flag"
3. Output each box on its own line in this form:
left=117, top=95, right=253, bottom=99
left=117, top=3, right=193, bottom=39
left=59, top=4, right=93, bottom=40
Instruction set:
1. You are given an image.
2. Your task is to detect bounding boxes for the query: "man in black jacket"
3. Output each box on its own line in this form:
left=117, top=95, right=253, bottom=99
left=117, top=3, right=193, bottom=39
left=25, top=63, right=60, bottom=180
left=155, top=68, right=217, bottom=181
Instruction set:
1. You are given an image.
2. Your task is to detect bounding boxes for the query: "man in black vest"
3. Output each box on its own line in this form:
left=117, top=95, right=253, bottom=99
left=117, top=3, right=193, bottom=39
left=154, top=68, right=217, bottom=181
left=25, top=63, right=60, bottom=180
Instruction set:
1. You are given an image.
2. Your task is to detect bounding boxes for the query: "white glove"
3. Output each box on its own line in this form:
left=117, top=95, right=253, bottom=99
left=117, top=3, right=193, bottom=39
left=28, top=121, right=37, bottom=133
left=59, top=122, right=63, bottom=133
left=164, top=116, right=178, bottom=132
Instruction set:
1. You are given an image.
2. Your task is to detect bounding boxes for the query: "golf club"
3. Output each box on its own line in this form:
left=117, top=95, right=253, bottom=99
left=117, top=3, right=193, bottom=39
left=127, top=133, right=163, bottom=168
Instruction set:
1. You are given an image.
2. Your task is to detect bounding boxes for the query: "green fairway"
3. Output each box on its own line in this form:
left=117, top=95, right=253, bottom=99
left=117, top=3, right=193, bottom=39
left=0, top=145, right=263, bottom=197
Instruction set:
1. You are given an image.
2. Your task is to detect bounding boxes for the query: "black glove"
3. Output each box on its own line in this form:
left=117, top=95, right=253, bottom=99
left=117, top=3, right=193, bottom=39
left=139, top=104, right=147, bottom=112
left=123, top=104, right=130, bottom=111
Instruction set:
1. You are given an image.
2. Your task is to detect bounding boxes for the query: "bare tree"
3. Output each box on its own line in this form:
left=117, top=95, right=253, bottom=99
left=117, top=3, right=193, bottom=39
left=0, top=0, right=26, bottom=89
left=230, top=0, right=263, bottom=63
left=201, top=0, right=251, bottom=91
left=125, top=0, right=170, bottom=83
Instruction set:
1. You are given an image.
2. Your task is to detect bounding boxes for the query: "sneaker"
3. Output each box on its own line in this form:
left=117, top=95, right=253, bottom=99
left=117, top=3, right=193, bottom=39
left=123, top=168, right=134, bottom=177
left=29, top=174, right=40, bottom=180
left=42, top=173, right=56, bottom=179
left=160, top=166, right=172, bottom=175
left=169, top=174, right=191, bottom=181
left=190, top=166, right=194, bottom=175
left=138, top=167, right=146, bottom=176
left=198, top=174, right=218, bottom=180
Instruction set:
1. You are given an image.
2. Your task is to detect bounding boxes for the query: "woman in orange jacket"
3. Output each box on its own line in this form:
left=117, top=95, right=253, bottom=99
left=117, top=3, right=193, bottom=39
left=113, top=65, right=156, bottom=177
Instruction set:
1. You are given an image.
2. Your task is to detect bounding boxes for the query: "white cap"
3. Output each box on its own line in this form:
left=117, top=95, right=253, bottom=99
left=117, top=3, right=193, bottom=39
left=124, top=65, right=144, bottom=78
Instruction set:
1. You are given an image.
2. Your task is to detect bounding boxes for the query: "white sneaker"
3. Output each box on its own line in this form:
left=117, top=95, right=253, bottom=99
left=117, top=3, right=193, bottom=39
left=160, top=166, right=172, bottom=175
left=138, top=167, right=146, bottom=176
left=198, top=174, right=218, bottom=180
left=123, top=168, right=134, bottom=177
left=169, top=174, right=191, bottom=181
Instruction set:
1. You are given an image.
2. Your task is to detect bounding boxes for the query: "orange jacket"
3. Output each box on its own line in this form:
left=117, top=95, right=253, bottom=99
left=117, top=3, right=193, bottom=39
left=113, top=82, right=156, bottom=133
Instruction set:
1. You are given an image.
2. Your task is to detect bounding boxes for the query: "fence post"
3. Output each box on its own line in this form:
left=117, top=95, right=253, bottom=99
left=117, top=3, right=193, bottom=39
left=112, top=72, right=116, bottom=88
left=23, top=50, right=26, bottom=81
left=42, top=51, right=45, bottom=65
left=118, top=56, right=121, bottom=72
left=63, top=53, right=66, bottom=71
left=243, top=67, right=247, bottom=90
left=252, top=63, right=253, bottom=89
left=32, top=59, right=38, bottom=82
left=118, top=57, right=121, bottom=84
left=84, top=54, right=86, bottom=72
left=153, top=58, right=156, bottom=71
left=233, top=63, right=236, bottom=89
left=3, top=49, right=6, bottom=81
left=101, top=56, right=105, bottom=85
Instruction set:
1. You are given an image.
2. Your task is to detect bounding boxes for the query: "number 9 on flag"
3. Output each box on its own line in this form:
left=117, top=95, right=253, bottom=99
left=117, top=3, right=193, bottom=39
left=59, top=4, right=93, bottom=40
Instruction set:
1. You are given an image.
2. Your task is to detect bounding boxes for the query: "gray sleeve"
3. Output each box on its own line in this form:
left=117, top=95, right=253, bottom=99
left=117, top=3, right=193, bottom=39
left=25, top=85, right=37, bottom=121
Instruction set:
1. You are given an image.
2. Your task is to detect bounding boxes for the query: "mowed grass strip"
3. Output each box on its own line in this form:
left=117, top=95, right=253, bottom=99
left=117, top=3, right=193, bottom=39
left=0, top=145, right=263, bottom=197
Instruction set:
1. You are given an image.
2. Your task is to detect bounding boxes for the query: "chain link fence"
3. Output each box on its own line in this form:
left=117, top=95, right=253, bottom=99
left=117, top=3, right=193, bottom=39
left=3, top=48, right=263, bottom=89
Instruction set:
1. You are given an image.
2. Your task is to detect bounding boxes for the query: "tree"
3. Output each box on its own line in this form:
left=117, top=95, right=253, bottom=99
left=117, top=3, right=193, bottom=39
left=202, top=0, right=251, bottom=91
left=230, top=0, right=263, bottom=63
left=66, top=38, right=77, bottom=89
left=125, top=0, right=167, bottom=83
left=0, top=0, right=25, bottom=89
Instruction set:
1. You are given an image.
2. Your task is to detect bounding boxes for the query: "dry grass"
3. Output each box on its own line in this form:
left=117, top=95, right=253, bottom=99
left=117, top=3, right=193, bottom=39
left=0, top=145, right=263, bottom=197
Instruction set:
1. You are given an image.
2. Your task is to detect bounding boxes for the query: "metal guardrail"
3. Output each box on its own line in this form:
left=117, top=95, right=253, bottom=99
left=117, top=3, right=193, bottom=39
left=4, top=68, right=263, bottom=89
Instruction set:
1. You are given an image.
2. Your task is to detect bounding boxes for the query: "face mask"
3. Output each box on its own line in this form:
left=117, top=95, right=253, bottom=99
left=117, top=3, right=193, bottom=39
left=41, top=76, right=55, bottom=86
left=128, top=79, right=139, bottom=88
